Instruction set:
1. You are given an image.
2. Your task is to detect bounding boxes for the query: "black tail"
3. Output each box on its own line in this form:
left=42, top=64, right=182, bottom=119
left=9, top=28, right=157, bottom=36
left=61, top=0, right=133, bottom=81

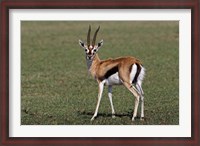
left=132, top=63, right=141, bottom=84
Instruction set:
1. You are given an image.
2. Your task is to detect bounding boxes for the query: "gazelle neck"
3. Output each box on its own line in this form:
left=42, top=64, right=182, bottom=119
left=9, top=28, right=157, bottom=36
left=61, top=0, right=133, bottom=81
left=86, top=54, right=100, bottom=77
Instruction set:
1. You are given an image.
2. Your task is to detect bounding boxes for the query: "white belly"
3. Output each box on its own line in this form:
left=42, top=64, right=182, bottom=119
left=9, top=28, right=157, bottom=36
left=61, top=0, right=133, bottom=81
left=105, top=72, right=122, bottom=86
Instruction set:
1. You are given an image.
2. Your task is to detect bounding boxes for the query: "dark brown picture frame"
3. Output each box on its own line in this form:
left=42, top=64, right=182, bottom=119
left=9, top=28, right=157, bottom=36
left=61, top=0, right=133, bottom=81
left=0, top=0, right=199, bottom=145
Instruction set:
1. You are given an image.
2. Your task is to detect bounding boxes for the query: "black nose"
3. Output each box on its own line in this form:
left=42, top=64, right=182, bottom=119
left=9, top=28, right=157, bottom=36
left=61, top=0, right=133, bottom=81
left=88, top=56, right=91, bottom=60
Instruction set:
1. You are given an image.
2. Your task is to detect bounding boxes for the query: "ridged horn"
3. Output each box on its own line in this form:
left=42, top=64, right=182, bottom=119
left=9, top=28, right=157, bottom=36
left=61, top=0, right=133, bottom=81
left=87, top=25, right=91, bottom=46
left=92, top=26, right=100, bottom=46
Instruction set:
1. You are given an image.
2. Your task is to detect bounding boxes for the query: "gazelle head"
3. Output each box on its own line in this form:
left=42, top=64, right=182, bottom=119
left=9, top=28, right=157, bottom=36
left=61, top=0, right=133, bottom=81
left=79, top=25, right=103, bottom=60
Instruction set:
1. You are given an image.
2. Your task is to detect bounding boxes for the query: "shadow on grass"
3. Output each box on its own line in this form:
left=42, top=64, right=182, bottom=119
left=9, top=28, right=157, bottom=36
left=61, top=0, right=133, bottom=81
left=77, top=110, right=142, bottom=120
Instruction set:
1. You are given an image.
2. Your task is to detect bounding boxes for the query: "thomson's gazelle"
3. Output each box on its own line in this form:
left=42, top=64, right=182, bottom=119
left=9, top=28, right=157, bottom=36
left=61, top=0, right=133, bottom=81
left=79, top=26, right=145, bottom=121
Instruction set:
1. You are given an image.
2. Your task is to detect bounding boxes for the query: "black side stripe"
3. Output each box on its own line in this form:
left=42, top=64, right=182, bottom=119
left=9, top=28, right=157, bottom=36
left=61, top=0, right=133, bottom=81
left=105, top=66, right=118, bottom=79
left=132, top=63, right=141, bottom=84
left=99, top=66, right=118, bottom=81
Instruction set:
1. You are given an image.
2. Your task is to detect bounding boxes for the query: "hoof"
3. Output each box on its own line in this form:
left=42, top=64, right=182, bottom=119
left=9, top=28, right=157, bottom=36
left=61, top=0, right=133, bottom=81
left=132, top=117, right=135, bottom=121
left=91, top=116, right=96, bottom=121
left=140, top=117, right=145, bottom=121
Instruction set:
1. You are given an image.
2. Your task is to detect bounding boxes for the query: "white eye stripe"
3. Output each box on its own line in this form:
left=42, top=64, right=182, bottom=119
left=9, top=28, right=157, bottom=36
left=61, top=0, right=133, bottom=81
left=85, top=49, right=89, bottom=53
left=91, top=49, right=97, bottom=54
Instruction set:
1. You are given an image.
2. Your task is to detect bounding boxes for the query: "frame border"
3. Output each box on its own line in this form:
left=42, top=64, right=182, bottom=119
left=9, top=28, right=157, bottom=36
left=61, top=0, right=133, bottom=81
left=1, top=0, right=199, bottom=145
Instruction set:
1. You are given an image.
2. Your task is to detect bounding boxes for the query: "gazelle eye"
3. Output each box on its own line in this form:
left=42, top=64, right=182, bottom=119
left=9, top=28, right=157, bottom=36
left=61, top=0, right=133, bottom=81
left=93, top=49, right=97, bottom=52
left=85, top=49, right=87, bottom=52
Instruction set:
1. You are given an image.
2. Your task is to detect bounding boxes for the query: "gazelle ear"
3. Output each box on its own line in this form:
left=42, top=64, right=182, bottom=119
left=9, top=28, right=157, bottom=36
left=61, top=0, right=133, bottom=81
left=96, top=40, right=103, bottom=50
left=79, top=40, right=85, bottom=48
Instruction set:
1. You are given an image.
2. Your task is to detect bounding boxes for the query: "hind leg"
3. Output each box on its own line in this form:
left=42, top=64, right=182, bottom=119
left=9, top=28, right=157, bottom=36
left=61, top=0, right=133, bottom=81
left=136, top=83, right=144, bottom=120
left=123, top=81, right=141, bottom=121
left=140, top=95, right=144, bottom=120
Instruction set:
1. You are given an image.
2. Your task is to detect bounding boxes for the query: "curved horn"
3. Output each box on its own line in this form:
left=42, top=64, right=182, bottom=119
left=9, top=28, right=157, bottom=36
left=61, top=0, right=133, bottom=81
left=92, top=26, right=100, bottom=46
left=87, top=25, right=91, bottom=46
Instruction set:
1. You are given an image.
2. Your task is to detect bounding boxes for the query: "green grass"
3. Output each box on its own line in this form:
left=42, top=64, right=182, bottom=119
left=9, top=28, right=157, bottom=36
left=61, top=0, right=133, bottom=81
left=21, top=21, right=179, bottom=125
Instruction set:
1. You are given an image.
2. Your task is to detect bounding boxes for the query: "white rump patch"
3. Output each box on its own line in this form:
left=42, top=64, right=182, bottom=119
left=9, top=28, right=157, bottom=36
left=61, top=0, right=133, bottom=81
left=137, top=67, right=145, bottom=86
left=129, top=64, right=137, bottom=83
left=136, top=66, right=145, bottom=95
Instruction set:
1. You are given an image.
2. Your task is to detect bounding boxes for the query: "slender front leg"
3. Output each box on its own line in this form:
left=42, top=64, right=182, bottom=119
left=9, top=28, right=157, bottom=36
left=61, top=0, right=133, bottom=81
left=108, top=85, right=115, bottom=118
left=91, top=81, right=105, bottom=121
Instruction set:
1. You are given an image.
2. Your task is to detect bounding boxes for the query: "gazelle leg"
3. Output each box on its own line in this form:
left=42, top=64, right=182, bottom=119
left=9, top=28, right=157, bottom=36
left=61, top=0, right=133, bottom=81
left=136, top=83, right=144, bottom=120
left=132, top=97, right=140, bottom=121
left=108, top=85, right=115, bottom=118
left=123, top=82, right=140, bottom=121
left=91, top=81, right=104, bottom=121
left=140, top=95, right=144, bottom=120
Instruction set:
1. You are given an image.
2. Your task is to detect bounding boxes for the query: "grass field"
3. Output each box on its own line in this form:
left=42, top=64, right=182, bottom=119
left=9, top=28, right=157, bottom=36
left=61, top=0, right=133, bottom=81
left=21, top=21, right=179, bottom=125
